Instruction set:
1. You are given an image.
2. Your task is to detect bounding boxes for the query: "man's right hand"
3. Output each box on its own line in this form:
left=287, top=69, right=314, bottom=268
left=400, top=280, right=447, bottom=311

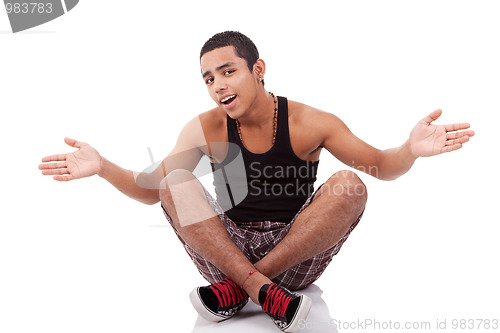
left=39, top=138, right=102, bottom=181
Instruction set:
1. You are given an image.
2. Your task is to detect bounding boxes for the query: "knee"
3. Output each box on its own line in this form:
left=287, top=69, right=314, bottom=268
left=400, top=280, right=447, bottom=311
left=323, top=170, right=368, bottom=208
left=159, top=169, right=197, bottom=202
left=166, top=168, right=196, bottom=185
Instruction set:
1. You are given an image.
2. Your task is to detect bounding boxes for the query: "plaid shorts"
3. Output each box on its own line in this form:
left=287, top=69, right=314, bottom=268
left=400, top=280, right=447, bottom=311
left=161, top=183, right=363, bottom=291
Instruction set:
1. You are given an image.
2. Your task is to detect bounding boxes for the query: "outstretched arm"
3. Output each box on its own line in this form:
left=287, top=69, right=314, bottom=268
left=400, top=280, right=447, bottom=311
left=38, top=137, right=163, bottom=204
left=375, top=109, right=474, bottom=180
left=321, top=109, right=474, bottom=180
left=39, top=117, right=206, bottom=205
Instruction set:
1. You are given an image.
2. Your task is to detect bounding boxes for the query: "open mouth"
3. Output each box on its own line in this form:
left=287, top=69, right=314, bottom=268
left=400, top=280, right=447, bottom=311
left=221, top=95, right=237, bottom=105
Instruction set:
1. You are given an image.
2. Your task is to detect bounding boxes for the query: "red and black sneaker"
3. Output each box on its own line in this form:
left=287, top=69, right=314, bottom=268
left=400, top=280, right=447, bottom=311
left=190, top=278, right=249, bottom=322
left=259, top=283, right=312, bottom=332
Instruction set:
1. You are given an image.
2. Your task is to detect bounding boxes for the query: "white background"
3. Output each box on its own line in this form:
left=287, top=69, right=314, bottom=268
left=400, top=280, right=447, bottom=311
left=1, top=1, right=499, bottom=332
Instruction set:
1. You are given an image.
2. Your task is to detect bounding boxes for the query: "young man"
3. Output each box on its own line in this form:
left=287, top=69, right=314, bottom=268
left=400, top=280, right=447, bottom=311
left=39, top=31, right=474, bottom=332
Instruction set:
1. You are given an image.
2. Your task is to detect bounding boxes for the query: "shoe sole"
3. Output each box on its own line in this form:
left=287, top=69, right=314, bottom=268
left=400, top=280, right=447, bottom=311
left=283, top=294, right=312, bottom=333
left=189, top=287, right=231, bottom=322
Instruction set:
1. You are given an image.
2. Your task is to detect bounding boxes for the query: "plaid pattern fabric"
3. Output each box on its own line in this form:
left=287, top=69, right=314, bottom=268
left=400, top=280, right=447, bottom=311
left=161, top=184, right=363, bottom=291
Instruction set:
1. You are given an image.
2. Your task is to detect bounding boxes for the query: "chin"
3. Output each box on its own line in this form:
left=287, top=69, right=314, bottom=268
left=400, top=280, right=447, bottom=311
left=223, top=108, right=242, bottom=120
left=226, top=112, right=240, bottom=120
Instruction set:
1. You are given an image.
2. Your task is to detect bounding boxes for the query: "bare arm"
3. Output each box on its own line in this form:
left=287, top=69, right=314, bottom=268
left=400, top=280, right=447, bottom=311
left=320, top=109, right=474, bottom=180
left=370, top=140, right=417, bottom=181
left=94, top=156, right=159, bottom=205
left=39, top=117, right=206, bottom=205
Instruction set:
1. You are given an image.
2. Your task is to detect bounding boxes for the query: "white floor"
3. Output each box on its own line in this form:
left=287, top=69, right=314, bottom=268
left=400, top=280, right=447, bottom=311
left=191, top=284, right=337, bottom=333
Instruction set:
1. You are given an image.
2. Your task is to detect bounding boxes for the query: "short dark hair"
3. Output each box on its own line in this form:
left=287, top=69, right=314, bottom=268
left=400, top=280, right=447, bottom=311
left=200, top=31, right=260, bottom=72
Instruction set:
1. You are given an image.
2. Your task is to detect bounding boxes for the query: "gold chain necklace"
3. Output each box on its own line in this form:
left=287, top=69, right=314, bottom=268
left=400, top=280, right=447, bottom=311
left=236, top=92, right=278, bottom=144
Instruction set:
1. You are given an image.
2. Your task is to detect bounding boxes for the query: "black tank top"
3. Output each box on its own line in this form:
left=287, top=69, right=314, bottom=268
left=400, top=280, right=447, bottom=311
left=211, top=96, right=319, bottom=223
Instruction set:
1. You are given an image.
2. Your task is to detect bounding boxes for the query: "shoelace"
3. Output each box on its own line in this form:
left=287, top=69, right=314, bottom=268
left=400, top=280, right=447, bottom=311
left=209, top=278, right=248, bottom=309
left=262, top=283, right=293, bottom=319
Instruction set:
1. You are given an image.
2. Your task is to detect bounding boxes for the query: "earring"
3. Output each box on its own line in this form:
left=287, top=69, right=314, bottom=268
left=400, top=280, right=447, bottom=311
left=259, top=77, right=263, bottom=82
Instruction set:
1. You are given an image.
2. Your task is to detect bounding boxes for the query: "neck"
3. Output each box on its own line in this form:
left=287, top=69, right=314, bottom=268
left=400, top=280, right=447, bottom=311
left=237, top=90, right=275, bottom=128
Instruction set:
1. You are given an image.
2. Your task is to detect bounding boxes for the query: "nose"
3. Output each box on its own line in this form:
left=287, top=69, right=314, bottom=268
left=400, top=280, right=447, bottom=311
left=214, top=77, right=227, bottom=94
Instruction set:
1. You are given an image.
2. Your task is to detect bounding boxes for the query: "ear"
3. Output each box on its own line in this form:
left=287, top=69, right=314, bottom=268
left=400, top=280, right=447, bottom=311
left=253, top=59, right=266, bottom=78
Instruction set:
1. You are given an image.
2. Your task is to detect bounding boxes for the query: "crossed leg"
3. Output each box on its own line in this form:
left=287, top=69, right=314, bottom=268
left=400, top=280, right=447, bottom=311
left=253, top=170, right=367, bottom=281
left=159, top=169, right=367, bottom=304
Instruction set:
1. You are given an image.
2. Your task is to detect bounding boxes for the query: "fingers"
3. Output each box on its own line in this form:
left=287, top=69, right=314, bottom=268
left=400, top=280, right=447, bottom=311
left=421, top=109, right=442, bottom=124
left=53, top=175, right=75, bottom=182
left=41, top=154, right=66, bottom=163
left=41, top=168, right=69, bottom=176
left=38, top=162, right=66, bottom=170
left=441, top=130, right=474, bottom=153
left=39, top=161, right=69, bottom=177
left=40, top=167, right=74, bottom=181
left=444, top=136, right=469, bottom=146
left=39, top=138, right=84, bottom=182
left=446, top=130, right=475, bottom=139
left=39, top=161, right=71, bottom=179
left=444, top=123, right=471, bottom=132
left=441, top=143, right=463, bottom=154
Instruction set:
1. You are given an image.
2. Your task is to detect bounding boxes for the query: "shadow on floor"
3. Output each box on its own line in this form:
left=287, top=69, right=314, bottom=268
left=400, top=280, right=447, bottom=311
left=191, top=284, right=338, bottom=332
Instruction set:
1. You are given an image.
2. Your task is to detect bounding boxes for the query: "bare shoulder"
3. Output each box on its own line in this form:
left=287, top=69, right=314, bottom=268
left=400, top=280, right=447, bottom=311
left=193, top=108, right=228, bottom=162
left=288, top=100, right=344, bottom=137
left=198, top=107, right=227, bottom=142
left=289, top=99, right=340, bottom=119
left=199, top=107, right=226, bottom=131
left=172, top=108, right=217, bottom=149
left=286, top=100, right=343, bottom=160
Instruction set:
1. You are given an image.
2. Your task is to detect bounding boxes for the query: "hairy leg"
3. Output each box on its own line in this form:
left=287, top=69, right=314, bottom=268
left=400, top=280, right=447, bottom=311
left=160, top=169, right=271, bottom=304
left=253, top=170, right=367, bottom=280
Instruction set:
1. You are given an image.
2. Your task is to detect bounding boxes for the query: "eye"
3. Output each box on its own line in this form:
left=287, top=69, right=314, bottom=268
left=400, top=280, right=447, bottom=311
left=224, top=70, right=235, bottom=75
left=205, top=77, right=214, bottom=85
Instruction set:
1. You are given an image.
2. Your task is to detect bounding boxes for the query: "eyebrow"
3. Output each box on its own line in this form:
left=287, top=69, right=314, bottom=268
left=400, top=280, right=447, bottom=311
left=202, top=62, right=237, bottom=78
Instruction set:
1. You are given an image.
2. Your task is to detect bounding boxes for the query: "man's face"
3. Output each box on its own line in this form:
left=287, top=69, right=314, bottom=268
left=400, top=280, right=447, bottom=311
left=200, top=46, right=260, bottom=119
